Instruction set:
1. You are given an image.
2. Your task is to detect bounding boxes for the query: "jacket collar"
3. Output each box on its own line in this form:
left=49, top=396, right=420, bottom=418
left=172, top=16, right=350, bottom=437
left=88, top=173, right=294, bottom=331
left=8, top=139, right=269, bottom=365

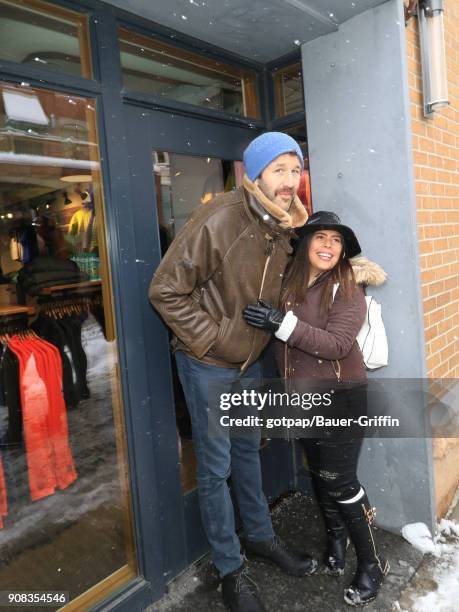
left=240, top=187, right=292, bottom=253
left=349, top=256, right=387, bottom=286
left=243, top=174, right=308, bottom=230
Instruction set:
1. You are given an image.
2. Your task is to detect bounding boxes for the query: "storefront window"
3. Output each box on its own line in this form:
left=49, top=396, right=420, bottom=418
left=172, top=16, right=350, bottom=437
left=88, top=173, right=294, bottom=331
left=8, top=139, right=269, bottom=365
left=153, top=152, right=244, bottom=493
left=0, top=0, right=92, bottom=79
left=0, top=82, right=136, bottom=606
left=273, top=63, right=304, bottom=117
left=119, top=28, right=259, bottom=118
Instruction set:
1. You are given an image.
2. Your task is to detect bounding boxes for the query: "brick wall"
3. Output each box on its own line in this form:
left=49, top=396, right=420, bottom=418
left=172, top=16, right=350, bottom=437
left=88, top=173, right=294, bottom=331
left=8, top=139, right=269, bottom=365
left=405, top=0, right=459, bottom=517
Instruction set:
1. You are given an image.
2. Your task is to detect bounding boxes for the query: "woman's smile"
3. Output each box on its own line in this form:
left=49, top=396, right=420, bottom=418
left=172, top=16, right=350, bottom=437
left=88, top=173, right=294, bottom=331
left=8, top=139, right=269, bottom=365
left=308, top=230, right=343, bottom=276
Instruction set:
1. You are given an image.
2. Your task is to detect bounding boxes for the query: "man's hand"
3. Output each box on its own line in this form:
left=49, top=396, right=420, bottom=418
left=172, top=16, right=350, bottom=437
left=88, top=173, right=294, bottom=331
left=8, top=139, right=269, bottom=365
left=242, top=299, right=284, bottom=331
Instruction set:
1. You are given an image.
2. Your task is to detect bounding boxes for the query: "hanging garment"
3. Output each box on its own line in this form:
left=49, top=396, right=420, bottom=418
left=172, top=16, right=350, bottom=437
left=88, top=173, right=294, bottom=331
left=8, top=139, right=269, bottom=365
left=32, top=315, right=77, bottom=408
left=8, top=336, right=77, bottom=501
left=26, top=335, right=77, bottom=491
left=89, top=300, right=107, bottom=340
left=0, top=454, right=7, bottom=528
left=9, top=226, right=39, bottom=264
left=0, top=347, right=23, bottom=445
left=32, top=310, right=90, bottom=405
left=9, top=237, right=21, bottom=262
left=19, top=226, right=39, bottom=264
left=8, top=337, right=57, bottom=501
left=57, top=314, right=89, bottom=400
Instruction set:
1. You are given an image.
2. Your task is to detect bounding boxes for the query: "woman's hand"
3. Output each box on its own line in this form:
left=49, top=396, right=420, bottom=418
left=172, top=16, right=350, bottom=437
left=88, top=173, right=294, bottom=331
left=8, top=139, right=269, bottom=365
left=242, top=299, right=284, bottom=331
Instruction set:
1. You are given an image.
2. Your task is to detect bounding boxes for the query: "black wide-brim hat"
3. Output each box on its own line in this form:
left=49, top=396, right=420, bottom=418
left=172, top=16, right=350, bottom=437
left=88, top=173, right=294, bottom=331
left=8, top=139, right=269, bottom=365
left=296, top=210, right=361, bottom=258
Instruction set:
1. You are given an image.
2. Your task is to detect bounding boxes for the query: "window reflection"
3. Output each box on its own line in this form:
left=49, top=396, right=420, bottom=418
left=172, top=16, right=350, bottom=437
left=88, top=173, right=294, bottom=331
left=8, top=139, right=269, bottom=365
left=120, top=28, right=259, bottom=117
left=0, top=0, right=92, bottom=78
left=0, top=83, right=136, bottom=604
left=153, top=152, right=244, bottom=493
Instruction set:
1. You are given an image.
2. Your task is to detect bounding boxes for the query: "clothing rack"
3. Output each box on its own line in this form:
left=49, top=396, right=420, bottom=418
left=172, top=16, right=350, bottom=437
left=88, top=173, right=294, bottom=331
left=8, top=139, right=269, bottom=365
left=38, top=296, right=92, bottom=316
left=34, top=283, right=107, bottom=340
left=0, top=307, right=35, bottom=335
left=0, top=306, right=35, bottom=317
left=38, top=280, right=101, bottom=295
left=36, top=280, right=102, bottom=306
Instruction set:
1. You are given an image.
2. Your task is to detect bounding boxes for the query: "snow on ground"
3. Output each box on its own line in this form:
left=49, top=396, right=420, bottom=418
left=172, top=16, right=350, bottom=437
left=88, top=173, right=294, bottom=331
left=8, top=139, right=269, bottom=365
left=410, top=536, right=459, bottom=612
left=397, top=488, right=459, bottom=612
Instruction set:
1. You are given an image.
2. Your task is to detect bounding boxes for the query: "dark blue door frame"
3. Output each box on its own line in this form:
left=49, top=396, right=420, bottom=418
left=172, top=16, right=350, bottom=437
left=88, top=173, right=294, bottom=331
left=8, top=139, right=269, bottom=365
left=123, top=103, right=259, bottom=576
left=122, top=101, right=300, bottom=582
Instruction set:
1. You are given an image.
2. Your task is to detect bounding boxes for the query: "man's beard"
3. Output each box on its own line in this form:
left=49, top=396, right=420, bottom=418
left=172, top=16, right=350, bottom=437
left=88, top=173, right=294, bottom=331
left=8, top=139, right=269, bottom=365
left=257, top=179, right=294, bottom=209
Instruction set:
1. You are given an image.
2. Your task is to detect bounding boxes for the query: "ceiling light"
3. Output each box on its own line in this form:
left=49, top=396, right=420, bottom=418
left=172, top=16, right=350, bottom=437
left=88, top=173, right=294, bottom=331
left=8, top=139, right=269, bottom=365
left=2, top=90, right=49, bottom=126
left=60, top=174, right=93, bottom=183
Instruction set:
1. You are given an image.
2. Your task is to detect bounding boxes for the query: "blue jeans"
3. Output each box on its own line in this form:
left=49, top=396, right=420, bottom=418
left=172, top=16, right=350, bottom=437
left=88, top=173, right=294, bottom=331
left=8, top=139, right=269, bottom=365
left=175, top=351, right=274, bottom=576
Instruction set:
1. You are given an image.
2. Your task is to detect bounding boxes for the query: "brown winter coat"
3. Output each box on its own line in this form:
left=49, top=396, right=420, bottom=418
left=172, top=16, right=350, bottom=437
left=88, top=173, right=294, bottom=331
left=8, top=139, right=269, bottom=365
left=274, top=257, right=387, bottom=385
left=149, top=182, right=308, bottom=371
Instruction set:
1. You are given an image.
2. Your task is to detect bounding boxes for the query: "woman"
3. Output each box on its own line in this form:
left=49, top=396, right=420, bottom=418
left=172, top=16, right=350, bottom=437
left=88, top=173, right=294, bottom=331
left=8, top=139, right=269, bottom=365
left=243, top=211, right=388, bottom=607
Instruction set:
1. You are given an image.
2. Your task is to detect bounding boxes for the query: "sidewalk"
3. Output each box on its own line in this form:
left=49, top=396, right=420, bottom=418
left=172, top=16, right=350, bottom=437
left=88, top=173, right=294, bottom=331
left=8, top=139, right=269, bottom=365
left=150, top=492, right=425, bottom=611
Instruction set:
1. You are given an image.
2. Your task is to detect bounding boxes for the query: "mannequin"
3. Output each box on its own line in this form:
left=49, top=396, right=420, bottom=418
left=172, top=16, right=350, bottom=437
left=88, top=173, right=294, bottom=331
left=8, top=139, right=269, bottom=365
left=67, top=189, right=98, bottom=252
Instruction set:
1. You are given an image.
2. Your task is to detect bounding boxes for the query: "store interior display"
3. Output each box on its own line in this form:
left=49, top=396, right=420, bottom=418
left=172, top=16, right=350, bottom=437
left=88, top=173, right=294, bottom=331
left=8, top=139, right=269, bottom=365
left=0, top=82, right=133, bottom=600
left=0, top=83, right=106, bottom=528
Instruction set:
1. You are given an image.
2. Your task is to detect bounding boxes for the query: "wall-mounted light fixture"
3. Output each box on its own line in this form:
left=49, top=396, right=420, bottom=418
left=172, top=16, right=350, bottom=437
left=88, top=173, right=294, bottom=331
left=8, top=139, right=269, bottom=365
left=418, top=0, right=449, bottom=117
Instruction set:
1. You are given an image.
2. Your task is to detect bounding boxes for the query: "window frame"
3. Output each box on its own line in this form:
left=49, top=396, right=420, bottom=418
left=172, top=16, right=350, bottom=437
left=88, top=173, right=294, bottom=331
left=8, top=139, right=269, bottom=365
left=0, top=0, right=93, bottom=80
left=272, top=61, right=304, bottom=118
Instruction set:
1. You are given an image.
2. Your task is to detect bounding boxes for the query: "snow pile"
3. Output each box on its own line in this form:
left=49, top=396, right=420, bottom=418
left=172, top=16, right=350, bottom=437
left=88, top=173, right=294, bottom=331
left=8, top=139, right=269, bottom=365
left=412, top=539, right=459, bottom=611
left=401, top=523, right=436, bottom=555
left=401, top=519, right=459, bottom=557
left=401, top=516, right=459, bottom=612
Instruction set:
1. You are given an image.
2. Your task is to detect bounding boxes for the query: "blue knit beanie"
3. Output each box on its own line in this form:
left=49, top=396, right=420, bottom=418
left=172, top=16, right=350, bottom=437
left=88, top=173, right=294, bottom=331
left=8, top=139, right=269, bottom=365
left=243, top=132, right=304, bottom=181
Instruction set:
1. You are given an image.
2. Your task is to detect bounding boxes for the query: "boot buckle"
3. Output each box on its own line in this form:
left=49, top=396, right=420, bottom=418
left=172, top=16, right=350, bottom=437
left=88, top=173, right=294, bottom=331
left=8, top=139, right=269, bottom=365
left=362, top=505, right=377, bottom=525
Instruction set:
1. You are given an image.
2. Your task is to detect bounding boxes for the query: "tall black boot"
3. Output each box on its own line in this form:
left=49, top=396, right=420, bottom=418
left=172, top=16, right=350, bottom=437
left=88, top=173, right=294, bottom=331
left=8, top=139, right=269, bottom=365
left=314, top=485, right=349, bottom=576
left=338, top=492, right=390, bottom=607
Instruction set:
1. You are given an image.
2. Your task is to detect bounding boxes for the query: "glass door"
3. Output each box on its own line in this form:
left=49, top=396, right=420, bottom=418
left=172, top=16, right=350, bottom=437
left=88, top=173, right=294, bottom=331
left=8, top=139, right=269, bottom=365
left=0, top=81, right=137, bottom=608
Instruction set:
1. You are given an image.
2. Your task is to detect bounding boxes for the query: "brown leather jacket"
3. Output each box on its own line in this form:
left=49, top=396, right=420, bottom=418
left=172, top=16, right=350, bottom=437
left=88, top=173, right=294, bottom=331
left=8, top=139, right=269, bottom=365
left=274, top=257, right=387, bottom=385
left=149, top=183, right=308, bottom=371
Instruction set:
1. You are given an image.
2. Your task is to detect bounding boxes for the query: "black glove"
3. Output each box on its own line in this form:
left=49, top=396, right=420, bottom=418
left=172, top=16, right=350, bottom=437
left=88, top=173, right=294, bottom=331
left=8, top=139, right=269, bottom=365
left=242, top=299, right=284, bottom=332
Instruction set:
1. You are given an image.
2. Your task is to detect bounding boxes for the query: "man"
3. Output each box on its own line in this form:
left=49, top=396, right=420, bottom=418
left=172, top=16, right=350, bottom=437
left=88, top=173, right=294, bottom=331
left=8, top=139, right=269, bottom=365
left=149, top=132, right=317, bottom=612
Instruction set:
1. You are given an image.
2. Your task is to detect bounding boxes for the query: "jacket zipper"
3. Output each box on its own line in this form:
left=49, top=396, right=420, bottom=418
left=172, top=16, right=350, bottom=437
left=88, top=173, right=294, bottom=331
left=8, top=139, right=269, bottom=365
left=332, top=360, right=341, bottom=382
left=240, top=235, right=274, bottom=373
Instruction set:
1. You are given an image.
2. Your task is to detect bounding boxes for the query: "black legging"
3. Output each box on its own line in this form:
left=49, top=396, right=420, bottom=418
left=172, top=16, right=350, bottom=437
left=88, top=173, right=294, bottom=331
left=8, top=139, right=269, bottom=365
left=300, top=385, right=367, bottom=502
